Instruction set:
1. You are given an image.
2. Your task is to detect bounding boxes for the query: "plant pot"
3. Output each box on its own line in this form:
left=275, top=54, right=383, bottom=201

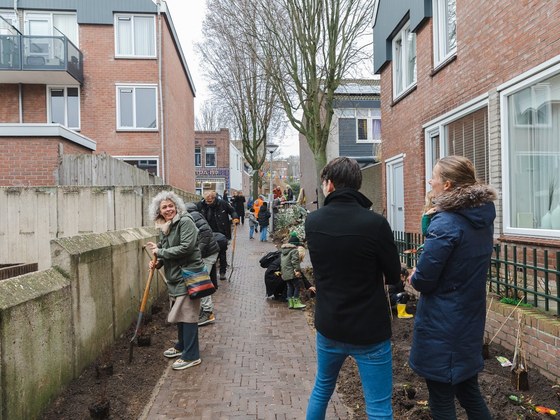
left=95, top=362, right=114, bottom=378
left=138, top=334, right=151, bottom=347
left=511, top=367, right=529, bottom=391
left=88, top=398, right=110, bottom=419
left=482, top=343, right=490, bottom=360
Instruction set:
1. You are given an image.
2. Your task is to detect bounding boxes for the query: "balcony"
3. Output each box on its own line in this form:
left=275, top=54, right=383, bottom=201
left=0, top=34, right=83, bottom=85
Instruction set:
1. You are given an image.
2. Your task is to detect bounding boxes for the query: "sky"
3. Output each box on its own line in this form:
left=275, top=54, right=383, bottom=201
left=164, top=0, right=300, bottom=158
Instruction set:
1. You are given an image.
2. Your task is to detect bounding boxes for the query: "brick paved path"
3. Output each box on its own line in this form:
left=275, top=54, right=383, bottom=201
left=140, top=223, right=350, bottom=420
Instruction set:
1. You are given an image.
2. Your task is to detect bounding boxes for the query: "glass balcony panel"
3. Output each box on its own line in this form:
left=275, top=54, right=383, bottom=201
left=0, top=34, right=83, bottom=84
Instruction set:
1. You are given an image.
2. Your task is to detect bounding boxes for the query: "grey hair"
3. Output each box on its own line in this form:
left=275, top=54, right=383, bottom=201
left=148, top=191, right=186, bottom=221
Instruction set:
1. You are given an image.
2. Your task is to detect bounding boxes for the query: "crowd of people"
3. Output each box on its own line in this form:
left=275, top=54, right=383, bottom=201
left=145, top=154, right=496, bottom=419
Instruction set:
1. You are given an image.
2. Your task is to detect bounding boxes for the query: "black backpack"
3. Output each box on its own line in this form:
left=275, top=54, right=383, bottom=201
left=259, top=250, right=281, bottom=268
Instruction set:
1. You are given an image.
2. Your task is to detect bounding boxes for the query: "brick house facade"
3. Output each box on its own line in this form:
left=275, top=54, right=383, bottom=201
left=373, top=0, right=560, bottom=383
left=373, top=0, right=560, bottom=245
left=194, top=129, right=230, bottom=197
left=299, top=79, right=382, bottom=211
left=0, top=0, right=195, bottom=191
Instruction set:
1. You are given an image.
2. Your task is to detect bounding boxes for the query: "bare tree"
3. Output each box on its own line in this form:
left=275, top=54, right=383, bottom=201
left=195, top=100, right=230, bottom=131
left=197, top=0, right=285, bottom=198
left=251, top=0, right=374, bottom=202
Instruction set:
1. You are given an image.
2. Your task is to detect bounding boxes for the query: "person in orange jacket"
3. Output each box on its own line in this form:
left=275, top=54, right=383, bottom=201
left=253, top=195, right=265, bottom=218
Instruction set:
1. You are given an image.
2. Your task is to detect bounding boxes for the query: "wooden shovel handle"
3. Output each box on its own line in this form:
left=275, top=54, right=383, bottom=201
left=139, top=255, right=157, bottom=313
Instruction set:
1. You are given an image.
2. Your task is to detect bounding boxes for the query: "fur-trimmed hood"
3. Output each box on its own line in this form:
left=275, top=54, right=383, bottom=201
left=435, top=183, right=498, bottom=212
left=434, top=183, right=497, bottom=230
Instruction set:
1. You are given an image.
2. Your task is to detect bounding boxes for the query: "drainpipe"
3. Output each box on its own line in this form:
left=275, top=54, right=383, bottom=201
left=18, top=84, right=22, bottom=123
left=156, top=0, right=166, bottom=182
left=15, top=0, right=21, bottom=123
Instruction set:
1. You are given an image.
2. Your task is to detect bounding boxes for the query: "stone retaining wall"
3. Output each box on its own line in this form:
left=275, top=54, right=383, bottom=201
left=0, top=227, right=166, bottom=420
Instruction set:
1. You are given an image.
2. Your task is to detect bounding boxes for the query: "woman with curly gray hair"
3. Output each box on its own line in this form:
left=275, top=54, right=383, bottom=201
left=146, top=190, right=205, bottom=370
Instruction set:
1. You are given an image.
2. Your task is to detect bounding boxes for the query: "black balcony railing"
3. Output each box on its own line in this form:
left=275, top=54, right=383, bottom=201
left=0, top=34, right=83, bottom=83
left=394, top=230, right=560, bottom=316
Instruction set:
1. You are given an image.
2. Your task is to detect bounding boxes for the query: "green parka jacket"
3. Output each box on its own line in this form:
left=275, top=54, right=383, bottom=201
left=280, top=243, right=301, bottom=281
left=156, top=212, right=205, bottom=297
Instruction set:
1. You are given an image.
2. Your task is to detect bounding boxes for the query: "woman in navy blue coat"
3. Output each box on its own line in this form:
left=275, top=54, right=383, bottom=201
left=409, top=155, right=497, bottom=420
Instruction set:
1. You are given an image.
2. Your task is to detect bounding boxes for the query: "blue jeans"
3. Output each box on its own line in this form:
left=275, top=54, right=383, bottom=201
left=307, top=333, right=392, bottom=419
left=260, top=226, right=268, bottom=241
left=175, top=322, right=200, bottom=361
left=425, top=374, right=491, bottom=420
left=249, top=224, right=256, bottom=238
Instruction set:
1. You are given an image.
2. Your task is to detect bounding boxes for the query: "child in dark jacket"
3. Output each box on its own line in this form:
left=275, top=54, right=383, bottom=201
left=388, top=266, right=413, bottom=319
left=280, top=233, right=306, bottom=309
left=248, top=207, right=259, bottom=239
left=257, top=202, right=271, bottom=242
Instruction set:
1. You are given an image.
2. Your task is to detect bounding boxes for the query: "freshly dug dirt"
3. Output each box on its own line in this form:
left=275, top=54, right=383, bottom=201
left=331, top=299, right=560, bottom=420
left=41, top=295, right=559, bottom=419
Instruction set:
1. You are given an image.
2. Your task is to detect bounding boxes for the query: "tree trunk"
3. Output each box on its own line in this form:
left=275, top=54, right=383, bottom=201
left=251, top=172, right=260, bottom=200
left=314, top=151, right=327, bottom=208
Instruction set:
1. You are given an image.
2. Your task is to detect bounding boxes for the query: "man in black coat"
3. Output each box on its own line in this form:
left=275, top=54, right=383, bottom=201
left=185, top=202, right=220, bottom=326
left=304, top=157, right=401, bottom=419
left=197, top=190, right=239, bottom=280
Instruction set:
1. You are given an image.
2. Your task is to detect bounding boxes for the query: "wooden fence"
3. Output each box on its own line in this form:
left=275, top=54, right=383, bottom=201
left=58, top=154, right=164, bottom=186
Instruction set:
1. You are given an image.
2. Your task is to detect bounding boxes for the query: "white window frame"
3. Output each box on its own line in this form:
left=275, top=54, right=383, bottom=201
left=432, top=0, right=457, bottom=67
left=500, top=59, right=560, bottom=238
left=24, top=11, right=79, bottom=46
left=195, top=146, right=202, bottom=167
left=114, top=14, right=156, bottom=59
left=47, top=85, right=81, bottom=130
left=356, top=109, right=382, bottom=143
left=116, top=84, right=158, bottom=131
left=205, top=147, right=217, bottom=167
left=114, top=156, right=159, bottom=176
left=423, top=94, right=489, bottom=192
left=0, top=11, right=18, bottom=33
left=392, top=22, right=417, bottom=99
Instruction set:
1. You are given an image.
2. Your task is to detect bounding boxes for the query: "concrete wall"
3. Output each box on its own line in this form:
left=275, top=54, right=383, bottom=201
left=0, top=227, right=166, bottom=420
left=0, top=185, right=200, bottom=271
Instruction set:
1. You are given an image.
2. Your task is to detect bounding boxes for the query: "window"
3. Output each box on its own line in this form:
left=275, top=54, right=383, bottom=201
left=121, top=158, right=158, bottom=175
left=433, top=0, right=457, bottom=66
left=205, top=147, right=216, bottom=167
left=356, top=109, right=381, bottom=143
left=48, top=86, right=80, bottom=129
left=116, top=85, right=157, bottom=130
left=502, top=70, right=560, bottom=236
left=24, top=12, right=78, bottom=45
left=195, top=147, right=202, bottom=167
left=424, top=101, right=489, bottom=190
left=392, top=22, right=417, bottom=98
left=115, top=14, right=156, bottom=58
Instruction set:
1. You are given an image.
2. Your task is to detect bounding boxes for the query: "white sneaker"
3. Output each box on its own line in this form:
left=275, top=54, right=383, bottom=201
left=172, top=358, right=202, bottom=370
left=163, top=347, right=181, bottom=358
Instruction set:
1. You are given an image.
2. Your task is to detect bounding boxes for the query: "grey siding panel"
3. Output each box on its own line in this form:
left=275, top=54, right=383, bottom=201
left=0, top=0, right=157, bottom=23
left=373, top=0, right=431, bottom=74
left=334, top=99, right=381, bottom=109
left=338, top=118, right=373, bottom=157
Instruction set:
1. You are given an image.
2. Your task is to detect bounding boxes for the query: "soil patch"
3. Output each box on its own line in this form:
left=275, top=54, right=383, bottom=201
left=40, top=294, right=175, bottom=420
left=41, top=295, right=559, bottom=419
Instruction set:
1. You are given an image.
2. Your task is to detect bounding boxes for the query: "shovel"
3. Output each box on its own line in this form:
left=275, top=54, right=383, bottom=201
left=227, top=222, right=238, bottom=282
left=128, top=253, right=157, bottom=363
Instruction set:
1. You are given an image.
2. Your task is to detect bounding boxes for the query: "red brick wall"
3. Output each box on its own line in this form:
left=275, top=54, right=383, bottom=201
left=78, top=24, right=161, bottom=157
left=161, top=15, right=195, bottom=192
left=0, top=137, right=91, bottom=186
left=22, top=85, right=47, bottom=123
left=0, top=84, right=20, bottom=122
left=195, top=129, right=231, bottom=169
left=380, top=1, right=560, bottom=233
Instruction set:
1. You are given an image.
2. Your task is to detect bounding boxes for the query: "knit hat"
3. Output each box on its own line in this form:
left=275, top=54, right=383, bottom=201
left=288, top=232, right=300, bottom=245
